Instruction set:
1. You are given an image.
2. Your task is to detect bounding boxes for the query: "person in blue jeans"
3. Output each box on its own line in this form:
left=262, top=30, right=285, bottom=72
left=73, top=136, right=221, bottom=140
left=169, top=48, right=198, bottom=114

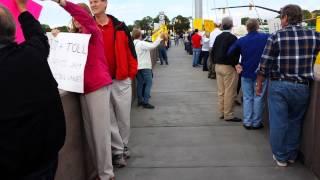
left=133, top=28, right=164, bottom=109
left=159, top=40, right=168, bottom=65
left=228, top=18, right=269, bottom=130
left=256, top=4, right=320, bottom=167
left=192, top=29, right=202, bottom=67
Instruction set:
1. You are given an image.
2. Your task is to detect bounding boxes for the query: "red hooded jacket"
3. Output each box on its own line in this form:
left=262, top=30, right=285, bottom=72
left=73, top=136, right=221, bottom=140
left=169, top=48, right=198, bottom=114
left=98, top=15, right=138, bottom=80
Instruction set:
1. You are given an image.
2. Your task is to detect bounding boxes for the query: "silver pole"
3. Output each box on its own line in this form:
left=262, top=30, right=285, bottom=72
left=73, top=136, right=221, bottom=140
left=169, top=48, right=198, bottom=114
left=194, top=0, right=203, bottom=19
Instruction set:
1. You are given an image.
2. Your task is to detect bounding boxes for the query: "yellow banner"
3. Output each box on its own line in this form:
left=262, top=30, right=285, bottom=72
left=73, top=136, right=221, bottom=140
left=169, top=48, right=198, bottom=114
left=316, top=16, right=320, bottom=32
left=316, top=54, right=320, bottom=64
left=316, top=16, right=320, bottom=64
left=204, top=20, right=215, bottom=32
left=152, top=25, right=168, bottom=42
left=193, top=18, right=203, bottom=31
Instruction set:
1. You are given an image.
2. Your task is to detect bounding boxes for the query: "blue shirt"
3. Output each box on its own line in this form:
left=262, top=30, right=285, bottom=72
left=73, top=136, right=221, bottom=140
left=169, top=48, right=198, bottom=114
left=228, top=31, right=269, bottom=79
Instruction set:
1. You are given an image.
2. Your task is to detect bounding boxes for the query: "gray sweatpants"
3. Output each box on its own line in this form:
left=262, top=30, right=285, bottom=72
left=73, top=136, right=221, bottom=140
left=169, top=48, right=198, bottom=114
left=80, top=86, right=114, bottom=180
left=110, top=78, right=132, bottom=155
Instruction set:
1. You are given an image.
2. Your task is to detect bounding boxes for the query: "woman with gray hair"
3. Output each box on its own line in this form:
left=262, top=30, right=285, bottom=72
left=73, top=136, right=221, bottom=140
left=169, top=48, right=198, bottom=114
left=0, top=5, right=16, bottom=45
left=228, top=18, right=269, bottom=130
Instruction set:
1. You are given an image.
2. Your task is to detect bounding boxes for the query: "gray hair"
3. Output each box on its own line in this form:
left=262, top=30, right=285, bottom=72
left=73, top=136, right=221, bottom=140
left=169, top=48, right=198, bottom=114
left=280, top=4, right=302, bottom=25
left=246, top=18, right=259, bottom=32
left=221, top=17, right=233, bottom=30
left=0, top=5, right=16, bottom=44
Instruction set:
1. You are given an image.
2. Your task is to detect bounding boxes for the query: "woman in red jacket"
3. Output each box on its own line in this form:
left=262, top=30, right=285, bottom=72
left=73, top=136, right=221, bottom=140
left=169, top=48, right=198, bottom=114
left=50, top=0, right=114, bottom=179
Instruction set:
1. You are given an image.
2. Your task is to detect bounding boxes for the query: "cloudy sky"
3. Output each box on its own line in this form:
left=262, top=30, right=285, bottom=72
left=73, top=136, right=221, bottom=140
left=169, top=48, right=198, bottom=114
left=36, top=0, right=319, bottom=28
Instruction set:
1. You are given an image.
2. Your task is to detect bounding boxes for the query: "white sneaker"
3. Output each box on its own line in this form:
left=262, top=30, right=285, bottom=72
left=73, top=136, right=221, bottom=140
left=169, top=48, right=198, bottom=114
left=273, top=155, right=288, bottom=167
left=288, top=159, right=296, bottom=164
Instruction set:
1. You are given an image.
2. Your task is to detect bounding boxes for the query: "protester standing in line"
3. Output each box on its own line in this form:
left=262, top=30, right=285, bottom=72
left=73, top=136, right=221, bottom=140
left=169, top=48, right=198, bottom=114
left=159, top=39, right=169, bottom=65
left=183, top=31, right=189, bottom=51
left=0, top=0, right=66, bottom=179
left=256, top=4, right=320, bottom=167
left=174, top=34, right=179, bottom=46
left=50, top=0, right=115, bottom=179
left=228, top=18, right=269, bottom=130
left=201, top=32, right=210, bottom=71
left=133, top=29, right=163, bottom=109
left=192, top=29, right=202, bottom=67
left=208, top=23, right=222, bottom=79
left=212, top=17, right=241, bottom=122
left=89, top=0, right=138, bottom=169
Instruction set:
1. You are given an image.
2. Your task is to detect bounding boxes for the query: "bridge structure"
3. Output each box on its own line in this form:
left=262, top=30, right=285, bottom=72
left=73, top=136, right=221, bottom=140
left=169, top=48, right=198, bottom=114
left=54, top=44, right=320, bottom=180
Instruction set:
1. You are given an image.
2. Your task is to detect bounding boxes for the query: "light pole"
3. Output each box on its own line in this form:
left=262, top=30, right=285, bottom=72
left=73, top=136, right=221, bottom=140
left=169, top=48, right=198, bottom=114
left=194, top=0, right=203, bottom=19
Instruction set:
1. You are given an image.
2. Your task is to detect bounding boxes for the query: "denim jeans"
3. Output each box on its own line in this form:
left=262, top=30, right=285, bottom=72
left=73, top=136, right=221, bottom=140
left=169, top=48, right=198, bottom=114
left=241, top=77, right=267, bottom=127
left=137, top=69, right=153, bottom=104
left=268, top=80, right=310, bottom=162
left=22, top=158, right=58, bottom=180
left=159, top=47, right=168, bottom=64
left=192, top=48, right=201, bottom=66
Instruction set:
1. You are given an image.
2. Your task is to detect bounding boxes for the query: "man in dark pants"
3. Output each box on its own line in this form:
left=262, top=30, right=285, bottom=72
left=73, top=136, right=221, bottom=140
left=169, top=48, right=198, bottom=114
left=0, top=0, right=66, bottom=179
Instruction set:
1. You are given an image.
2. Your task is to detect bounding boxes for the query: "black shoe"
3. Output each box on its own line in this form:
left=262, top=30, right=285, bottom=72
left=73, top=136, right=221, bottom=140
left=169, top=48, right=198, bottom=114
left=143, top=103, right=155, bottom=109
left=137, top=101, right=143, bottom=107
left=225, top=117, right=242, bottom=122
left=112, top=154, right=127, bottom=168
left=251, top=124, right=264, bottom=130
left=123, top=146, right=131, bottom=159
left=243, top=124, right=252, bottom=130
left=219, top=115, right=224, bottom=120
left=234, top=100, right=241, bottom=106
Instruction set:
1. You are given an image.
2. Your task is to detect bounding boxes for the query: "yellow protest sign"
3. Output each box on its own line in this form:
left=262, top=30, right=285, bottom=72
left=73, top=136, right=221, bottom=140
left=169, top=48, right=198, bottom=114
left=193, top=18, right=203, bottom=31
left=314, top=16, right=320, bottom=81
left=204, top=20, right=215, bottom=32
left=316, top=16, right=320, bottom=33
left=316, top=16, right=320, bottom=65
left=152, top=25, right=168, bottom=42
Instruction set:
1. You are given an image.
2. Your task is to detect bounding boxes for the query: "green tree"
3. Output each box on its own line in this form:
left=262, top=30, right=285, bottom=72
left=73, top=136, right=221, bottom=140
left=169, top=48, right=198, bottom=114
left=310, top=10, right=320, bottom=26
left=303, top=10, right=312, bottom=20
left=41, top=24, right=51, bottom=32
left=241, top=17, right=250, bottom=25
left=134, top=20, right=142, bottom=28
left=141, top=16, right=154, bottom=31
left=127, top=25, right=134, bottom=32
left=57, top=26, right=69, bottom=32
left=171, top=15, right=190, bottom=34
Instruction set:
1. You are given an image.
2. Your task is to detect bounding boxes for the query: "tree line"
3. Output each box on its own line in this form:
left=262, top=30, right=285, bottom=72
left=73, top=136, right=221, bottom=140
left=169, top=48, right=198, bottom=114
left=128, top=14, right=191, bottom=35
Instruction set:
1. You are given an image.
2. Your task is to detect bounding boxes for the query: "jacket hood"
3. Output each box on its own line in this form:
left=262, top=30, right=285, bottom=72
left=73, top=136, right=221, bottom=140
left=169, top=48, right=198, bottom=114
left=107, top=14, right=125, bottom=30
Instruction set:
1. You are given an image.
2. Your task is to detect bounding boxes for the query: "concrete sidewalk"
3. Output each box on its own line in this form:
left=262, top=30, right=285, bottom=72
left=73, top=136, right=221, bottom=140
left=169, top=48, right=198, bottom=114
left=115, top=45, right=318, bottom=180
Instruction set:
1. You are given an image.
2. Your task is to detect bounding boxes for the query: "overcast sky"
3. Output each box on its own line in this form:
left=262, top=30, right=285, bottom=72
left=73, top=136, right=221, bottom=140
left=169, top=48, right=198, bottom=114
left=36, top=0, right=319, bottom=28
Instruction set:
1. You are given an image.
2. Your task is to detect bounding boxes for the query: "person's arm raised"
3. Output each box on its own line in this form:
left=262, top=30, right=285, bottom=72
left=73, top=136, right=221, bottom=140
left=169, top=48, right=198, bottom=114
left=17, top=0, right=49, bottom=58
left=52, top=0, right=98, bottom=34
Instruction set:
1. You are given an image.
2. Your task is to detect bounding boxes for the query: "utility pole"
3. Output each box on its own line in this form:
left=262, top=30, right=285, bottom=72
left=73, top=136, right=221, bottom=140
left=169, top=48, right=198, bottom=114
left=194, top=0, right=203, bottom=19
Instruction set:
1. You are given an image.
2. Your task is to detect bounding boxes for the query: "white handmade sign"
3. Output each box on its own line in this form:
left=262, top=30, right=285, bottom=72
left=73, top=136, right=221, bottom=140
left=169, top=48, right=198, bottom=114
left=47, top=33, right=91, bottom=93
left=268, top=18, right=281, bottom=34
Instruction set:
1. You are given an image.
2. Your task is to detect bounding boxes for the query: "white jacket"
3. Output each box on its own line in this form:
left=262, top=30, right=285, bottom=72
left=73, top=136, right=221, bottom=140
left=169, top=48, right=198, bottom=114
left=201, top=36, right=210, bottom=51
left=209, top=28, right=222, bottom=48
left=134, top=39, right=162, bottom=70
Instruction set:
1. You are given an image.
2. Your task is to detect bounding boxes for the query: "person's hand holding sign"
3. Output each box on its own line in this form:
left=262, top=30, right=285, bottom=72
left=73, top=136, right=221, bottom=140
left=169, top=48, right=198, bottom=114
left=15, top=0, right=28, bottom=12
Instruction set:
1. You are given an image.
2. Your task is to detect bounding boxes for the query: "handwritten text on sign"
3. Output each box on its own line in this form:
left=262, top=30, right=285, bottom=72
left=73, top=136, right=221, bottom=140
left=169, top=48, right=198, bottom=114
left=47, top=33, right=91, bottom=93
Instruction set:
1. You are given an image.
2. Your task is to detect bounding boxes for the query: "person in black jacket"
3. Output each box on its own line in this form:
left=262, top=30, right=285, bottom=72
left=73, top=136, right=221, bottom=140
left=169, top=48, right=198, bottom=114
left=211, top=16, right=241, bottom=122
left=0, top=0, right=66, bottom=179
